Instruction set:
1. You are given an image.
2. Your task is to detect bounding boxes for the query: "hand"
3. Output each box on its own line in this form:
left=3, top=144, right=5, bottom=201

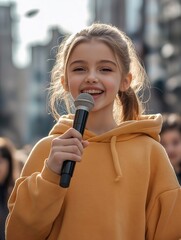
left=46, top=128, right=89, bottom=174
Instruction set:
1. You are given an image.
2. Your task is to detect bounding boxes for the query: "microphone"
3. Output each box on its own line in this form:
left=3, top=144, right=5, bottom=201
left=60, top=93, right=95, bottom=188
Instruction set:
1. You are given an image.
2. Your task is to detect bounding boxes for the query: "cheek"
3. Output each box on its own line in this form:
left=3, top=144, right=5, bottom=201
left=176, top=143, right=181, bottom=154
left=106, top=80, right=120, bottom=94
left=68, top=79, right=81, bottom=100
left=67, top=74, right=78, bottom=88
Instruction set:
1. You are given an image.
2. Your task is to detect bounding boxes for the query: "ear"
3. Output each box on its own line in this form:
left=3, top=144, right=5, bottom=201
left=61, top=75, right=69, bottom=91
left=120, top=73, right=132, bottom=92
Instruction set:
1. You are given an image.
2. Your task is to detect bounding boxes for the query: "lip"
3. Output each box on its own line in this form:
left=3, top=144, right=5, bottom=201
left=80, top=87, right=104, bottom=95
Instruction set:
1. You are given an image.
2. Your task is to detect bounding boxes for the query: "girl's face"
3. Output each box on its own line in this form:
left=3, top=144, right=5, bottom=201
left=0, top=156, right=9, bottom=184
left=66, top=39, right=131, bottom=114
left=161, top=130, right=181, bottom=172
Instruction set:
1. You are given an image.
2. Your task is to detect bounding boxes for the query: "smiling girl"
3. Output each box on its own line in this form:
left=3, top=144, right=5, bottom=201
left=6, top=23, right=181, bottom=240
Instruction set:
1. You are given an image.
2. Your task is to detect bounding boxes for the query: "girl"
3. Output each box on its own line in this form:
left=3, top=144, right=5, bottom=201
left=6, top=23, right=181, bottom=240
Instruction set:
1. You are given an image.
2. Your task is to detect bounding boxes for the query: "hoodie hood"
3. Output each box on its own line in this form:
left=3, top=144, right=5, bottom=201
left=49, top=114, right=163, bottom=181
left=49, top=113, right=162, bottom=143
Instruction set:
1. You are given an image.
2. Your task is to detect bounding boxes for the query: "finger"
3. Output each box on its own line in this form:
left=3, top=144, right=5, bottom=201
left=51, top=151, right=82, bottom=163
left=52, top=138, right=84, bottom=154
left=47, top=152, right=81, bottom=174
left=54, top=144, right=83, bottom=156
left=58, top=128, right=83, bottom=141
left=82, top=140, right=89, bottom=148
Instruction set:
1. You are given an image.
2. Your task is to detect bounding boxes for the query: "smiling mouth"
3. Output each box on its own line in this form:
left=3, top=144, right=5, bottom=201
left=81, top=89, right=104, bottom=95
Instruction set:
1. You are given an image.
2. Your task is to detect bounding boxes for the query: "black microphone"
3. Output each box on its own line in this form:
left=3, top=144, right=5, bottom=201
left=60, top=93, right=95, bottom=188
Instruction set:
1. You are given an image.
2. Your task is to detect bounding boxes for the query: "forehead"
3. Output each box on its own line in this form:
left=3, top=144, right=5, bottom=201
left=68, top=39, right=116, bottom=62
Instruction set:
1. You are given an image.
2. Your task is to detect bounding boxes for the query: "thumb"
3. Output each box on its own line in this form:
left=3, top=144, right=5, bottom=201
left=82, top=140, right=89, bottom=148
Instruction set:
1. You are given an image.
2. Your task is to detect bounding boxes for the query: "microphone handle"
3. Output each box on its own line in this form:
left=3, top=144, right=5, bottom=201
left=60, top=109, right=89, bottom=188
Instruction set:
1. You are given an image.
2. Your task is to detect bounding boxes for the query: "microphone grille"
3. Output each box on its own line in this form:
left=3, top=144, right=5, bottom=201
left=74, top=93, right=94, bottom=112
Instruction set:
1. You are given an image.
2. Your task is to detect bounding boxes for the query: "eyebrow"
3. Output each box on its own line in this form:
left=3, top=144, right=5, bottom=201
left=99, top=60, right=117, bottom=66
left=69, top=59, right=117, bottom=67
left=69, top=60, right=85, bottom=66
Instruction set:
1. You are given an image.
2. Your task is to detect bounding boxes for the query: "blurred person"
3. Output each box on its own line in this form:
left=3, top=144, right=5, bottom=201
left=5, top=23, right=181, bottom=240
left=0, top=137, right=17, bottom=240
left=160, top=113, right=181, bottom=184
left=14, top=144, right=32, bottom=174
left=14, top=149, right=27, bottom=173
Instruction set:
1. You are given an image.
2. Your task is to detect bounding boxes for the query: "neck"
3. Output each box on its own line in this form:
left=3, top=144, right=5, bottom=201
left=86, top=110, right=118, bottom=135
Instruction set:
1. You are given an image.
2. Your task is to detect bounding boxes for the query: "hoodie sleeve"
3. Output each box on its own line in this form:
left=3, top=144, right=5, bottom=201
left=146, top=141, right=181, bottom=240
left=5, top=136, right=67, bottom=240
left=146, top=188, right=181, bottom=240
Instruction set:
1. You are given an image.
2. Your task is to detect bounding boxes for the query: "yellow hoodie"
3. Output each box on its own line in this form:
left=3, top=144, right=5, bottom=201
left=6, top=114, right=181, bottom=240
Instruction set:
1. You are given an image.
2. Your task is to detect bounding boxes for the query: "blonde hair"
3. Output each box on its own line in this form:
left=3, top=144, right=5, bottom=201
left=49, top=23, right=149, bottom=123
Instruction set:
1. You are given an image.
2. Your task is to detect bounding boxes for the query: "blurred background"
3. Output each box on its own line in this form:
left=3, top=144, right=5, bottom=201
left=0, top=0, right=181, bottom=149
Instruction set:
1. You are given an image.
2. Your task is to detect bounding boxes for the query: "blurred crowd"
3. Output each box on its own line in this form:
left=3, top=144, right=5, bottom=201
left=0, top=137, right=31, bottom=240
left=160, top=113, right=181, bottom=184
left=0, top=112, right=181, bottom=239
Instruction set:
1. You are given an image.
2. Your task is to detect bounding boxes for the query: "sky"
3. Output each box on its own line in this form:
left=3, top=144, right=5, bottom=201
left=0, top=0, right=90, bottom=67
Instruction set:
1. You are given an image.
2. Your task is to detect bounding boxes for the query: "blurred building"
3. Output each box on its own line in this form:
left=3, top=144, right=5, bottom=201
left=158, top=0, right=181, bottom=113
left=0, top=0, right=181, bottom=147
left=0, top=3, right=65, bottom=147
left=90, top=0, right=126, bottom=30
left=27, top=28, right=65, bottom=144
left=89, top=0, right=181, bottom=114
left=0, top=4, right=22, bottom=142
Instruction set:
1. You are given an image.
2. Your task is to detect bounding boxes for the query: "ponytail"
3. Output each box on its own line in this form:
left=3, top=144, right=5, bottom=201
left=118, top=88, right=140, bottom=121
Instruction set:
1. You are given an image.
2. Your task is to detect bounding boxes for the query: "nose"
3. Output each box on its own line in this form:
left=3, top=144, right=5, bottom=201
left=85, top=72, right=98, bottom=84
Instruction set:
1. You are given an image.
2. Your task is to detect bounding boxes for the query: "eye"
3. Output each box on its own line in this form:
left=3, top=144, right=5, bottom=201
left=73, top=67, right=85, bottom=72
left=100, top=67, right=112, bottom=72
left=173, top=139, right=180, bottom=147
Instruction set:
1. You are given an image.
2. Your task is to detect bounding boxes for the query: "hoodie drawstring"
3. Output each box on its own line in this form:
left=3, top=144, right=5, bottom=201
left=110, top=136, right=122, bottom=182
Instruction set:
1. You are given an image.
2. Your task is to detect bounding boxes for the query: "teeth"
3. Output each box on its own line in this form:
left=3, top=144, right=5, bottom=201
left=82, top=90, right=102, bottom=94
